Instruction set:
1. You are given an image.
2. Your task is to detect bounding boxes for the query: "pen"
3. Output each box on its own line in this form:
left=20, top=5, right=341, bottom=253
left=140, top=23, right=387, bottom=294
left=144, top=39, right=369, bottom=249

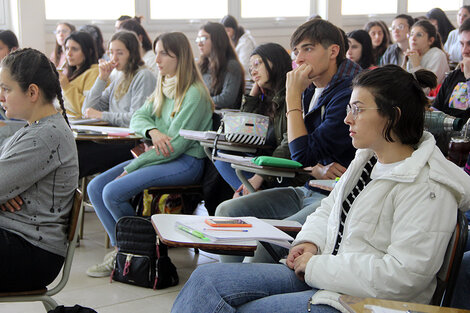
left=177, top=225, right=210, bottom=241
left=203, top=228, right=248, bottom=232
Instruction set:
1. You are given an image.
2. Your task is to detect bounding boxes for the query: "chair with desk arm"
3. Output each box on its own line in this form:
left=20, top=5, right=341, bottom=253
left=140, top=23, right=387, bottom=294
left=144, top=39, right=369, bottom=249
left=0, top=189, right=83, bottom=311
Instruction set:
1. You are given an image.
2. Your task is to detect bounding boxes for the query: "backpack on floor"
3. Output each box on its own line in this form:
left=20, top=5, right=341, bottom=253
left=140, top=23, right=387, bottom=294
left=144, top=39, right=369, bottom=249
left=111, top=216, right=179, bottom=289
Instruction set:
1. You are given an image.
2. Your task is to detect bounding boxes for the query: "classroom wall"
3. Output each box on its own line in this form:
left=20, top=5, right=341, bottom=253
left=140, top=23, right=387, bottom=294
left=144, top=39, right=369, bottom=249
left=3, top=0, right=470, bottom=60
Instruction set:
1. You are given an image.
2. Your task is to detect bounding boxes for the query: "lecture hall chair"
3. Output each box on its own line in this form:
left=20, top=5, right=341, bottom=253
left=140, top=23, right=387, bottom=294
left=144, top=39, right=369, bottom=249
left=0, top=189, right=84, bottom=311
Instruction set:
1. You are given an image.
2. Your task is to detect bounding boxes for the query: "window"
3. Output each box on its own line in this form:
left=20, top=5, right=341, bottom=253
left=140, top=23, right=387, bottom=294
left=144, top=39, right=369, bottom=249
left=407, top=0, right=461, bottom=13
left=240, top=0, right=310, bottom=18
left=45, top=0, right=134, bottom=20
left=150, top=0, right=227, bottom=20
left=342, top=0, right=397, bottom=15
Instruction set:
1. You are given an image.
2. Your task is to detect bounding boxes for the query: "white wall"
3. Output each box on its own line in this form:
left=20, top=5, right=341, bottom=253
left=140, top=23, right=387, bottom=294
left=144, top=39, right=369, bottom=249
left=3, top=0, right=469, bottom=57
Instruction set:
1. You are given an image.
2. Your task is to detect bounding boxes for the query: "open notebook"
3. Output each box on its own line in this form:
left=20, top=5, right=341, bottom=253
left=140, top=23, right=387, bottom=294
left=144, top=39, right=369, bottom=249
left=175, top=216, right=294, bottom=248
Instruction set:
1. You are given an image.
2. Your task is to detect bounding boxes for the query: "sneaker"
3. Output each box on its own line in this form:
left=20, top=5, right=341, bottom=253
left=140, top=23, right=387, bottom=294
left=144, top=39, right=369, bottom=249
left=86, top=250, right=117, bottom=278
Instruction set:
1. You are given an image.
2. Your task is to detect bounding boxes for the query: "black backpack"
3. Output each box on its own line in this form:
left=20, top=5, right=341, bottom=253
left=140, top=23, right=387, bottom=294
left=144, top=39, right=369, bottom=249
left=111, top=216, right=179, bottom=289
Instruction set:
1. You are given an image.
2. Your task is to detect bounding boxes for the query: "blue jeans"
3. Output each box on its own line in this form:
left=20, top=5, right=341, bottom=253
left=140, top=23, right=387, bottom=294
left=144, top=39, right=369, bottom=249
left=87, top=154, right=204, bottom=246
left=216, top=186, right=326, bottom=263
left=451, top=230, right=470, bottom=309
left=214, top=159, right=254, bottom=190
left=171, top=263, right=339, bottom=313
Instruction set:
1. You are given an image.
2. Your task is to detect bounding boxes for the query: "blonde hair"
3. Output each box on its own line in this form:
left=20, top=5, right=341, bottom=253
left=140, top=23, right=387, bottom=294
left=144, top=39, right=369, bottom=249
left=110, top=31, right=144, bottom=101
left=150, top=32, right=214, bottom=117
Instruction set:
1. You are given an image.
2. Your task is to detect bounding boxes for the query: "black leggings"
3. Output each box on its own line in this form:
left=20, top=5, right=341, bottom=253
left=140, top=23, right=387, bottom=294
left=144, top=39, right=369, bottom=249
left=0, top=228, right=64, bottom=292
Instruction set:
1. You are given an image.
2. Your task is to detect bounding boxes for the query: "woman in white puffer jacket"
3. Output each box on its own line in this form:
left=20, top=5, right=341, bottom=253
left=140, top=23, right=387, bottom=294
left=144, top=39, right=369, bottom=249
left=171, top=65, right=470, bottom=313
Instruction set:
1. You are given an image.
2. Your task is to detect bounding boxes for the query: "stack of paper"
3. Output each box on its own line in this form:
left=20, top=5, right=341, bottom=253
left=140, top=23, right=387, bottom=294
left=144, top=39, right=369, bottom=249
left=175, top=216, right=294, bottom=248
left=179, top=129, right=226, bottom=141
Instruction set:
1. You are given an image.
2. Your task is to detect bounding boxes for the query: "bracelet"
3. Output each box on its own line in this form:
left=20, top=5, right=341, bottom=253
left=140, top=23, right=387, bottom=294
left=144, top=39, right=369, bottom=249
left=286, top=108, right=303, bottom=117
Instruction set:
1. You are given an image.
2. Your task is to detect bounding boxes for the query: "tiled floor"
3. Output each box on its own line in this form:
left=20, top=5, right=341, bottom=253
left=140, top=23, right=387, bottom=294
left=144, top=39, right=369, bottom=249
left=0, top=207, right=219, bottom=313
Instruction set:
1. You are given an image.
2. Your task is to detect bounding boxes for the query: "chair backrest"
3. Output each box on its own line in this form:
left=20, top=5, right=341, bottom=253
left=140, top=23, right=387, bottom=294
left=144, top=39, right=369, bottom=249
left=68, top=189, right=83, bottom=242
left=47, top=188, right=83, bottom=296
left=431, top=209, right=468, bottom=306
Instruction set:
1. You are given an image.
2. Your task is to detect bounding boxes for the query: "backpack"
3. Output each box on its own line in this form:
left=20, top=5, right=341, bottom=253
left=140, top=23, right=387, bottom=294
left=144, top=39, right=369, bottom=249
left=111, top=216, right=179, bottom=289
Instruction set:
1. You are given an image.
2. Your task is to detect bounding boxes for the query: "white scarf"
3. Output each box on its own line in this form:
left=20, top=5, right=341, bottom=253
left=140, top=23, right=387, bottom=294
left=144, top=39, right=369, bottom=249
left=162, top=75, right=177, bottom=99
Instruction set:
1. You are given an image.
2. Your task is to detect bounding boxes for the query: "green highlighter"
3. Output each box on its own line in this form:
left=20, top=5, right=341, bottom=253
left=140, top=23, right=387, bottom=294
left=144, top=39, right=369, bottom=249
left=177, top=225, right=211, bottom=242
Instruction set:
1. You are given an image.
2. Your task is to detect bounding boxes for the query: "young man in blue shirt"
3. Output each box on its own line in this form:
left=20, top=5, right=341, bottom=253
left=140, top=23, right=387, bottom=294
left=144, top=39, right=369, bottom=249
left=216, top=18, right=361, bottom=263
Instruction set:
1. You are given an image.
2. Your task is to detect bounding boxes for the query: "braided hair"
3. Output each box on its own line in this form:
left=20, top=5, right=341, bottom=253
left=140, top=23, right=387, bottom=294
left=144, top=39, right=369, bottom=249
left=1, top=48, right=70, bottom=126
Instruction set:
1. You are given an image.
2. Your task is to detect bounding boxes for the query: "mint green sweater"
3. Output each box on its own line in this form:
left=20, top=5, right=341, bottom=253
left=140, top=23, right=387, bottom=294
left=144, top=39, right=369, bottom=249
left=125, top=83, right=212, bottom=173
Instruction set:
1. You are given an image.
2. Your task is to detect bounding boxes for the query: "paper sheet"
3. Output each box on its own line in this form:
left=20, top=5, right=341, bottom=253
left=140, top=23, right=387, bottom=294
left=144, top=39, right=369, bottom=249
left=364, top=305, right=406, bottom=313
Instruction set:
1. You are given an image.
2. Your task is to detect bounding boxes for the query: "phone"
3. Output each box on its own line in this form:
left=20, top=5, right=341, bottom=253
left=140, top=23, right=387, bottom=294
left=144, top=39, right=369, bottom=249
left=205, top=218, right=252, bottom=227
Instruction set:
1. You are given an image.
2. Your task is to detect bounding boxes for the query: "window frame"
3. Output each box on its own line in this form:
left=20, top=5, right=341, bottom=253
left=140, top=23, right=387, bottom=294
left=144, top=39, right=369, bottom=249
left=43, top=0, right=316, bottom=33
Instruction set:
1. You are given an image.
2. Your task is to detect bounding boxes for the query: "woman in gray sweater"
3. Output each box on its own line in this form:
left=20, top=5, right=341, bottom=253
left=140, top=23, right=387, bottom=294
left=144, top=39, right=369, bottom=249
left=197, top=22, right=244, bottom=110
left=0, top=48, right=78, bottom=291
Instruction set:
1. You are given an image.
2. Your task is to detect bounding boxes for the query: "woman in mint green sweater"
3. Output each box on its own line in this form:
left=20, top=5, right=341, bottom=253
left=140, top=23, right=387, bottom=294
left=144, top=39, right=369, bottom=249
left=86, top=32, right=213, bottom=277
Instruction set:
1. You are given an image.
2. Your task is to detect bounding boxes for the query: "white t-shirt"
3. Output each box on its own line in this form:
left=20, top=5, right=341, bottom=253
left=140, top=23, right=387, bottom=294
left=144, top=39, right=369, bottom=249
left=308, top=87, right=324, bottom=114
left=371, top=159, right=405, bottom=179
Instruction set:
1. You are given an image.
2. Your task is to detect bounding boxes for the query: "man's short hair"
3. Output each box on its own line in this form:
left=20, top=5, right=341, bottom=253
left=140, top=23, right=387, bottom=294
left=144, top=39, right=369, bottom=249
left=460, top=18, right=470, bottom=33
left=290, top=19, right=346, bottom=65
left=394, top=14, right=415, bottom=28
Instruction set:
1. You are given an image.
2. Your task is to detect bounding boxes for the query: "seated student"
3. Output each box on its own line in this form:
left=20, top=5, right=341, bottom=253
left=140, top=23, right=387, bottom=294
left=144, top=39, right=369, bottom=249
left=445, top=6, right=470, bottom=64
left=197, top=22, right=244, bottom=110
left=85, top=32, right=213, bottom=277
left=0, top=48, right=78, bottom=291
left=434, top=18, right=470, bottom=121
left=59, top=31, right=100, bottom=118
left=346, top=30, right=375, bottom=69
left=427, top=7, right=455, bottom=44
left=82, top=30, right=155, bottom=126
left=214, top=43, right=305, bottom=195
left=50, top=22, right=75, bottom=69
left=216, top=19, right=360, bottom=263
left=364, top=20, right=391, bottom=65
left=78, top=30, right=156, bottom=178
left=118, top=18, right=159, bottom=76
left=381, top=14, right=414, bottom=66
left=0, top=29, right=18, bottom=122
left=172, top=65, right=470, bottom=313
left=0, top=30, right=19, bottom=61
left=221, top=15, right=257, bottom=91
left=405, top=20, right=450, bottom=85
left=79, top=24, right=108, bottom=61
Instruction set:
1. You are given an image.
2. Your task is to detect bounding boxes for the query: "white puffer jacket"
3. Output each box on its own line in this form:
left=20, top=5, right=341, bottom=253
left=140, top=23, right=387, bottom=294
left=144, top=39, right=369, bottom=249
left=293, top=132, right=470, bottom=312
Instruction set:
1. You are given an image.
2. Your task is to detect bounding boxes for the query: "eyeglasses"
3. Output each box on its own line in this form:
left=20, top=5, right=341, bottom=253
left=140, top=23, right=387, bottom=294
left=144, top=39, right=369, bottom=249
left=390, top=24, right=406, bottom=31
left=408, top=31, right=425, bottom=38
left=249, top=58, right=263, bottom=74
left=195, top=36, right=208, bottom=44
left=346, top=103, right=380, bottom=120
left=54, top=29, right=71, bottom=35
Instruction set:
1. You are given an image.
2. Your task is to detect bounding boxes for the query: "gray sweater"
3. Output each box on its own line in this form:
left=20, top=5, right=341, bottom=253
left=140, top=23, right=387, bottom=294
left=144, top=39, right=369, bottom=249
left=202, top=58, right=243, bottom=109
left=82, top=68, right=156, bottom=127
left=0, top=113, right=78, bottom=257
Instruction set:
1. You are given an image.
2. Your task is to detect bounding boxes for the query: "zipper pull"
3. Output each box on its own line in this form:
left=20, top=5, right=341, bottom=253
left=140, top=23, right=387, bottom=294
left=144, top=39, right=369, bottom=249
left=307, top=296, right=312, bottom=312
left=123, top=254, right=132, bottom=276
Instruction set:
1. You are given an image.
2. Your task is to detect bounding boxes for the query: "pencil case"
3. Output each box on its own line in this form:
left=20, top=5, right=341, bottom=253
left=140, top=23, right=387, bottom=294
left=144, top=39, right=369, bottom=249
left=223, top=112, right=269, bottom=145
left=251, top=156, right=303, bottom=168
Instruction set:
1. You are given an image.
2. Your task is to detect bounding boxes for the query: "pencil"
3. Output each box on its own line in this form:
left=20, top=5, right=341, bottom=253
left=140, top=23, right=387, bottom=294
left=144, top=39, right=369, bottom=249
left=203, top=228, right=248, bottom=232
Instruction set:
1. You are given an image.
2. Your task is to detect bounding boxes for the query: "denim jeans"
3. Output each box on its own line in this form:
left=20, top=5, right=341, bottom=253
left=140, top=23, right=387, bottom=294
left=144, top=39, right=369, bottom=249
left=215, top=186, right=327, bottom=263
left=87, top=154, right=204, bottom=246
left=450, top=230, right=470, bottom=309
left=171, top=263, right=340, bottom=313
left=214, top=159, right=254, bottom=190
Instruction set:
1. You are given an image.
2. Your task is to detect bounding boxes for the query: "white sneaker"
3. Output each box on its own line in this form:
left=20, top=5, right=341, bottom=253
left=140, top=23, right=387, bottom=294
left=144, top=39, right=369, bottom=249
left=86, top=250, right=117, bottom=278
